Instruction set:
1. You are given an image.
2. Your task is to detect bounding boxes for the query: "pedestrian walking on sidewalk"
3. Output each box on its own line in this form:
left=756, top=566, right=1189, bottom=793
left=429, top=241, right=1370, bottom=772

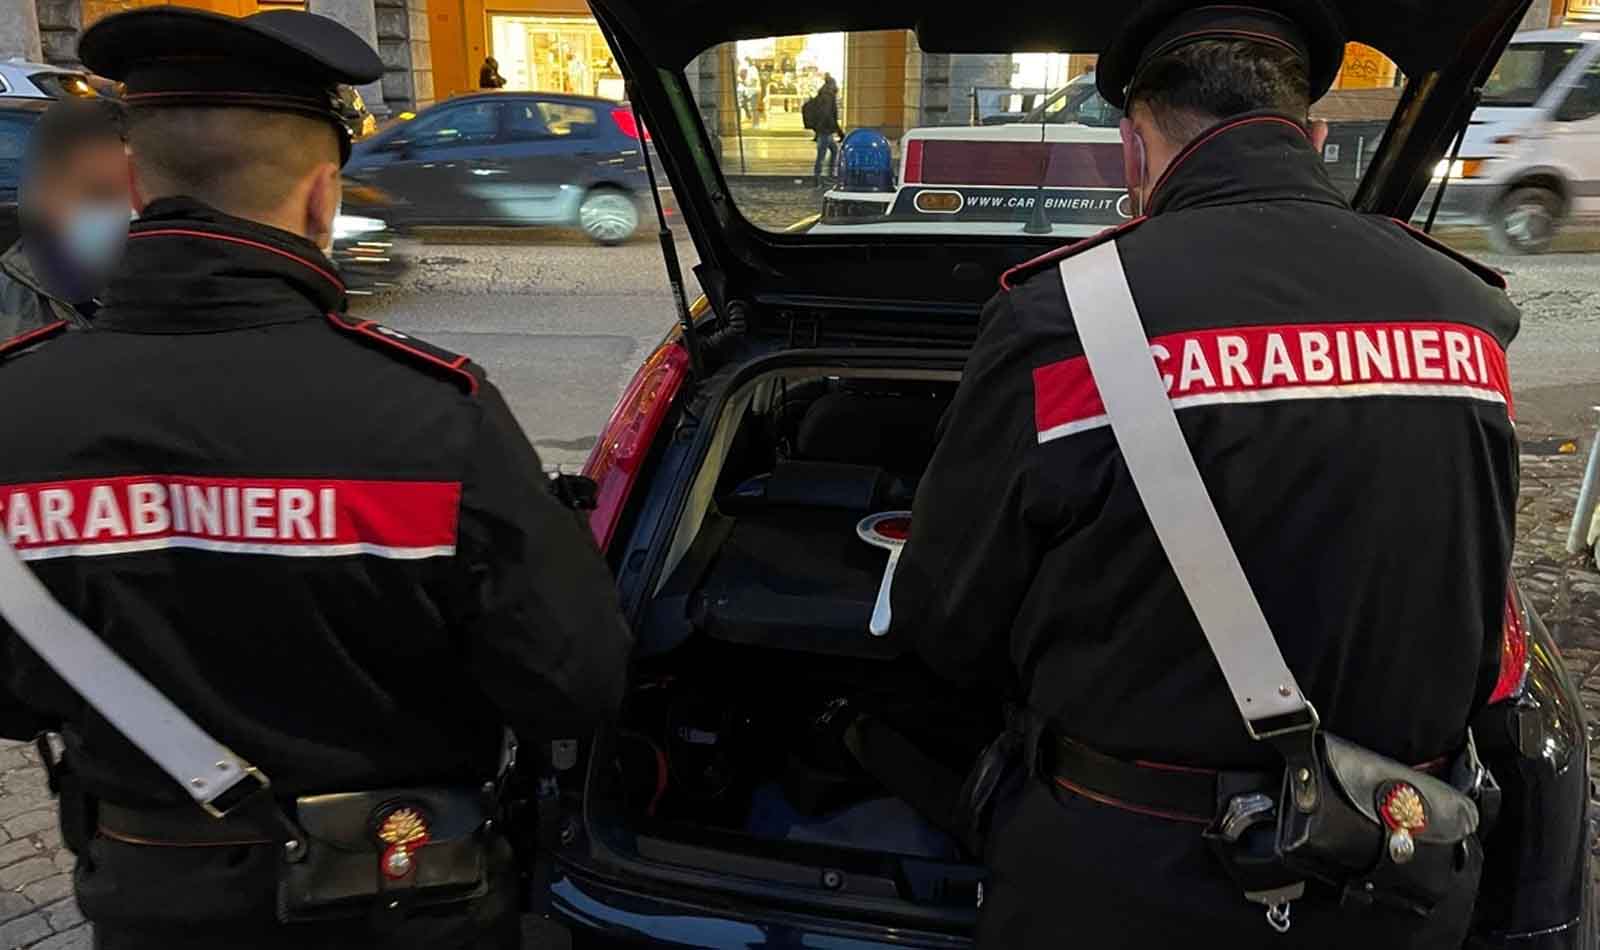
left=479, top=56, right=506, bottom=89
left=810, top=73, right=843, bottom=187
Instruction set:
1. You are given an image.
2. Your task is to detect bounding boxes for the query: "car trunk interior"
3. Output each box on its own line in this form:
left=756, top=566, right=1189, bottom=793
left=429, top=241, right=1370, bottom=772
left=591, top=359, right=995, bottom=914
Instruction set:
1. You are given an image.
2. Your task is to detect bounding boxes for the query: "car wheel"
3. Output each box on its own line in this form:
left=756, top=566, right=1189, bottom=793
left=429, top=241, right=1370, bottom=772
left=578, top=189, right=640, bottom=246
left=1488, top=186, right=1561, bottom=255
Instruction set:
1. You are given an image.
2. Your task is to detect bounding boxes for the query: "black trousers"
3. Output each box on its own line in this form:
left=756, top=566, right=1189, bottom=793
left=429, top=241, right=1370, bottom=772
left=977, top=778, right=1481, bottom=949
left=77, top=833, right=520, bottom=950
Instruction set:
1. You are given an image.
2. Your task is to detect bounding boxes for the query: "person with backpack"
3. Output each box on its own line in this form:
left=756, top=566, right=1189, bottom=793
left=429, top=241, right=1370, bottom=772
left=805, top=73, right=842, bottom=187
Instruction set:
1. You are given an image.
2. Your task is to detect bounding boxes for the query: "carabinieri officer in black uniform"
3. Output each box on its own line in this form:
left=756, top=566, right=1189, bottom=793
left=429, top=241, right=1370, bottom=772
left=890, top=1, right=1519, bottom=947
left=0, top=9, right=631, bottom=949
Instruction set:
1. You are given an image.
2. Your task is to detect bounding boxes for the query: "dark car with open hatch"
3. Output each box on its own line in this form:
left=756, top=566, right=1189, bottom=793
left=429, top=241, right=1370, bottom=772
left=522, top=1, right=1596, bottom=947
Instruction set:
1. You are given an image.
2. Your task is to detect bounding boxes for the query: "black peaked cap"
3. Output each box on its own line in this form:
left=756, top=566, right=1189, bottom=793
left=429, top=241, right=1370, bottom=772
left=1098, top=0, right=1348, bottom=110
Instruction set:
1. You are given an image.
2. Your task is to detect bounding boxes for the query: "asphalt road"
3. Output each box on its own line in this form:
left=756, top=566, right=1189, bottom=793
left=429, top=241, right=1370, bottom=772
left=1485, top=250, right=1600, bottom=439
left=360, top=237, right=1600, bottom=470
left=357, top=236, right=700, bottom=471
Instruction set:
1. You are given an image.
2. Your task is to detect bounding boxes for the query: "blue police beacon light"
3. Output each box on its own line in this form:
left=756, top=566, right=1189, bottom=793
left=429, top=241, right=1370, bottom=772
left=839, top=129, right=894, bottom=192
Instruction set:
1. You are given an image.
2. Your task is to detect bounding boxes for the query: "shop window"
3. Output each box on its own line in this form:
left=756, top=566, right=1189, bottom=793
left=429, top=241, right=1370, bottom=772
left=734, top=32, right=846, bottom=133
left=489, top=15, right=624, bottom=98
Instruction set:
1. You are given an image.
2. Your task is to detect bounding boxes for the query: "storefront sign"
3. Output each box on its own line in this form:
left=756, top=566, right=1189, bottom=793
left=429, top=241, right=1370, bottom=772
left=1567, top=0, right=1600, bottom=20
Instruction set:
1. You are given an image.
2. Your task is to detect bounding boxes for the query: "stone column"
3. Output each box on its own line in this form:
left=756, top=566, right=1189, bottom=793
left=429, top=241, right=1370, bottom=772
left=0, top=0, right=44, bottom=63
left=375, top=0, right=433, bottom=113
left=308, top=0, right=389, bottom=118
left=36, top=0, right=81, bottom=67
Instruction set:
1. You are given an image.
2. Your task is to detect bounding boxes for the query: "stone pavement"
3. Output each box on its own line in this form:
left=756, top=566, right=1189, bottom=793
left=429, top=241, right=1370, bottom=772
left=1513, top=447, right=1600, bottom=895
left=0, top=740, right=86, bottom=949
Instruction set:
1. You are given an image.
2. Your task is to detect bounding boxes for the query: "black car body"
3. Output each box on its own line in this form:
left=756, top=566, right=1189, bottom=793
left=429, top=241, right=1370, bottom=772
left=343, top=91, right=653, bottom=244
left=535, top=2, right=1594, bottom=947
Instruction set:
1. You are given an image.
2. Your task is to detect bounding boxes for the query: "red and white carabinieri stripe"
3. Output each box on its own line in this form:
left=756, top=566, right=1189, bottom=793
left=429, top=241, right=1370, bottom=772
left=0, top=475, right=460, bottom=561
left=1034, top=320, right=1513, bottom=444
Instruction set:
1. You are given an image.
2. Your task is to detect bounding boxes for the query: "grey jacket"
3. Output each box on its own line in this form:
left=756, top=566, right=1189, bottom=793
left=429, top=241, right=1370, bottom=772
left=0, top=242, right=88, bottom=341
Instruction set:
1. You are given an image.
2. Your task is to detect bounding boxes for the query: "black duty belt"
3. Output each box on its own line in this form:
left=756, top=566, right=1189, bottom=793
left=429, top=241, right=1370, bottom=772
left=98, top=801, right=273, bottom=847
left=1043, top=734, right=1450, bottom=826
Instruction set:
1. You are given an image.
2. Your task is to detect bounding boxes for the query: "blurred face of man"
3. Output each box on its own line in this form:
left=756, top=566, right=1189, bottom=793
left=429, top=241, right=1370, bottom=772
left=31, top=138, right=129, bottom=235
left=22, top=135, right=130, bottom=303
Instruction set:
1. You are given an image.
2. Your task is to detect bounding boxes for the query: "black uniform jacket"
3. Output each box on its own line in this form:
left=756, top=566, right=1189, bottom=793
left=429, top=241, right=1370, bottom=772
left=891, top=114, right=1520, bottom=771
left=0, top=198, right=632, bottom=808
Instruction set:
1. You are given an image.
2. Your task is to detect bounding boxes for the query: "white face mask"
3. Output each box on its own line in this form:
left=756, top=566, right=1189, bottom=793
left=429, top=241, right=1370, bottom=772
left=62, top=203, right=129, bottom=279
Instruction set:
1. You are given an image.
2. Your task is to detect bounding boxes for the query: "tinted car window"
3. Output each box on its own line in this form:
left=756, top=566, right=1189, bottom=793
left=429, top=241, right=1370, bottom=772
left=537, top=101, right=600, bottom=138
left=1032, top=82, right=1122, bottom=127
left=503, top=100, right=551, bottom=140
left=406, top=101, right=500, bottom=146
left=1556, top=59, right=1600, bottom=122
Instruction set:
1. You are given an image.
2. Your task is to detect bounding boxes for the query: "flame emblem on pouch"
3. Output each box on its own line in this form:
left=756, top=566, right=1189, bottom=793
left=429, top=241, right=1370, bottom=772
left=377, top=806, right=431, bottom=880
left=1379, top=783, right=1427, bottom=864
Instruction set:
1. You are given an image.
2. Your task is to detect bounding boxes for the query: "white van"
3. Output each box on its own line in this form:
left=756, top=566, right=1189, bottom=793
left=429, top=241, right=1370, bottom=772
left=1421, top=29, right=1600, bottom=253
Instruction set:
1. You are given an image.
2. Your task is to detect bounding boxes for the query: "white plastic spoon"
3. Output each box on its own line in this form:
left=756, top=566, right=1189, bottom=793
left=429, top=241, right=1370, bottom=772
left=857, top=510, right=912, bottom=637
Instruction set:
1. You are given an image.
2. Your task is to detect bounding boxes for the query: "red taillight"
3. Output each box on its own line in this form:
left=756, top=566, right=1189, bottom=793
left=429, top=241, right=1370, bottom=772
left=582, top=339, right=689, bottom=549
left=1489, top=584, right=1530, bottom=704
left=611, top=108, right=648, bottom=142
left=903, top=139, right=924, bottom=184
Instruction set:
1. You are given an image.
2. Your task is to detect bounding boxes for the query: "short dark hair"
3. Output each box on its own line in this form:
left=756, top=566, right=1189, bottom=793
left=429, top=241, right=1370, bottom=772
left=25, top=98, right=125, bottom=174
left=127, top=107, right=338, bottom=218
left=1126, top=39, right=1312, bottom=144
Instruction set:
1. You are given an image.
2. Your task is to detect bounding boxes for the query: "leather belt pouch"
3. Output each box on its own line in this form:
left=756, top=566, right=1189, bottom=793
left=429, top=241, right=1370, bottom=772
left=1275, top=733, right=1485, bottom=916
left=278, top=786, right=490, bottom=924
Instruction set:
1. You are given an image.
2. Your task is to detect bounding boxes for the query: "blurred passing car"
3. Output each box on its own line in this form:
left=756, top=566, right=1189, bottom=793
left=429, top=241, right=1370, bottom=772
left=0, top=58, right=99, bottom=100
left=344, top=91, right=654, bottom=244
left=332, top=180, right=415, bottom=295
left=1416, top=29, right=1600, bottom=254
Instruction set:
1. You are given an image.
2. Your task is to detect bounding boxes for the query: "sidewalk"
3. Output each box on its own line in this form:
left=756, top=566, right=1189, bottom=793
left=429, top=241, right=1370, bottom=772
left=1513, top=451, right=1600, bottom=858
left=715, top=128, right=828, bottom=178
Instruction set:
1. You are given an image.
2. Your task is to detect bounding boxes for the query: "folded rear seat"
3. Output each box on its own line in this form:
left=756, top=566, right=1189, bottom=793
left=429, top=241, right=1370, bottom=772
left=690, top=459, right=907, bottom=659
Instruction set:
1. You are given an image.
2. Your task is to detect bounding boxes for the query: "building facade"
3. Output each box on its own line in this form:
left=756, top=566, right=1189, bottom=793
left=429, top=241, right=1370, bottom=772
left=0, top=0, right=432, bottom=115
left=1, top=0, right=1593, bottom=120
